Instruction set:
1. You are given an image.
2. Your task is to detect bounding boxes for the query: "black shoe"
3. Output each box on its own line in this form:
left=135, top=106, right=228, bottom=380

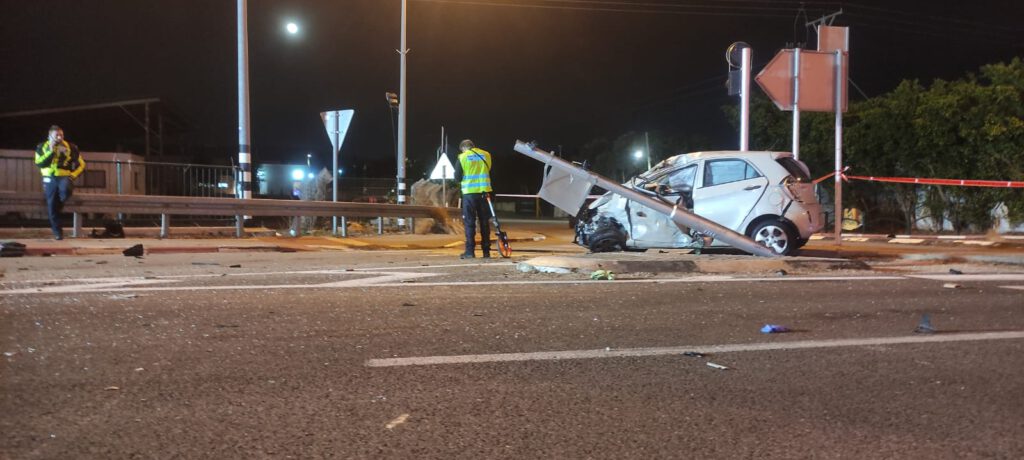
left=482, top=253, right=491, bottom=259
left=54, top=235, right=63, bottom=241
left=459, top=253, right=475, bottom=259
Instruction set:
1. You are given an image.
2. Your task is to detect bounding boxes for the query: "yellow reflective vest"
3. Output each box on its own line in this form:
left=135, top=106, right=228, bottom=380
left=458, top=147, right=492, bottom=194
left=35, top=140, right=85, bottom=178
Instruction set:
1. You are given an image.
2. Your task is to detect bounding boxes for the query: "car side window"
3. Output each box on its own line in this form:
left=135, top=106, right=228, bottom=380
left=653, top=164, right=696, bottom=193
left=703, top=159, right=761, bottom=187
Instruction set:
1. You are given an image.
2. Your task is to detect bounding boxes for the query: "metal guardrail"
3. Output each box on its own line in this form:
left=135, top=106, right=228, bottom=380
left=0, top=191, right=461, bottom=238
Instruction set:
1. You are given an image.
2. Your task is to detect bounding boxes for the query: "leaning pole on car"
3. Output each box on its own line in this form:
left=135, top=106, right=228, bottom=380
left=512, top=141, right=778, bottom=258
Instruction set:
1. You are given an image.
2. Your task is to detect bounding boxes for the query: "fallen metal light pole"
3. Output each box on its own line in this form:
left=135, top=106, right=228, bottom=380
left=512, top=140, right=777, bottom=257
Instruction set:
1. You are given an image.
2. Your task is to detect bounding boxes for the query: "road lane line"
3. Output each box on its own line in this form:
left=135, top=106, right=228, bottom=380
left=908, top=274, right=1024, bottom=282
left=365, top=331, right=1024, bottom=367
left=0, top=274, right=908, bottom=295
left=1000, top=286, right=1024, bottom=291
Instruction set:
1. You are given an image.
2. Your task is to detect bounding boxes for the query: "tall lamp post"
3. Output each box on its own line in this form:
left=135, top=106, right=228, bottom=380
left=237, top=0, right=252, bottom=205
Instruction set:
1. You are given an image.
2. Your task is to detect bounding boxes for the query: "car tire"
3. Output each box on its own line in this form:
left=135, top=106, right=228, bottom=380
left=749, top=219, right=798, bottom=256
left=588, top=220, right=627, bottom=253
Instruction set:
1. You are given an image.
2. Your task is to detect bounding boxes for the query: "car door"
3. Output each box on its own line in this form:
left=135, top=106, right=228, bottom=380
left=693, top=158, right=768, bottom=232
left=627, top=165, right=697, bottom=248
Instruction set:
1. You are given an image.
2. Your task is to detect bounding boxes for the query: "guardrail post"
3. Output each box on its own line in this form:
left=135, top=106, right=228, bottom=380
left=72, top=212, right=81, bottom=238
left=377, top=217, right=383, bottom=235
left=409, top=217, right=415, bottom=234
left=116, top=160, right=124, bottom=221
left=235, top=215, right=243, bottom=238
left=160, top=214, right=169, bottom=239
left=341, top=216, right=348, bottom=237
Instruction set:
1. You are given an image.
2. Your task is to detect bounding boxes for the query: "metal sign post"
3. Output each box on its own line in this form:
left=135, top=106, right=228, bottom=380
left=320, top=109, right=355, bottom=235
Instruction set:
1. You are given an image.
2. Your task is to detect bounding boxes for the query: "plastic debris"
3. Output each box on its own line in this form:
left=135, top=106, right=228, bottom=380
left=682, top=351, right=705, bottom=358
left=943, top=283, right=962, bottom=289
left=760, top=324, right=790, bottom=333
left=775, top=269, right=788, bottom=276
left=122, top=244, right=144, bottom=257
left=109, top=294, right=138, bottom=300
left=948, top=268, right=963, bottom=275
left=191, top=262, right=219, bottom=266
left=229, top=264, right=242, bottom=268
left=706, top=362, right=729, bottom=370
left=590, top=269, right=615, bottom=280
left=914, top=314, right=935, bottom=334
left=104, top=386, right=120, bottom=391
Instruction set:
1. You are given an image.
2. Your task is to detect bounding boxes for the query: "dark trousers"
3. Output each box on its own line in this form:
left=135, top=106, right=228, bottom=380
left=461, top=193, right=491, bottom=255
left=43, top=176, right=73, bottom=238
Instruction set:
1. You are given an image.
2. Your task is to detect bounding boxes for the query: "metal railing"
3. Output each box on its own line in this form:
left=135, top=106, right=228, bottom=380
left=0, top=191, right=461, bottom=238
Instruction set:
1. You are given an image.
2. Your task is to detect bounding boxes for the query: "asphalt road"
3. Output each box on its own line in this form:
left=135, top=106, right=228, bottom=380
left=2, top=246, right=1024, bottom=458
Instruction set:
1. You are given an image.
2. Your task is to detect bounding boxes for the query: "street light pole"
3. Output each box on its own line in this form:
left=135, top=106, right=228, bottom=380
left=237, top=0, right=252, bottom=201
left=644, top=131, right=652, bottom=170
left=397, top=0, right=408, bottom=210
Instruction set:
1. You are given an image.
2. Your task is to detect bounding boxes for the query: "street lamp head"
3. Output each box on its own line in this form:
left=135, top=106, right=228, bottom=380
left=286, top=22, right=299, bottom=35
left=634, top=149, right=644, bottom=160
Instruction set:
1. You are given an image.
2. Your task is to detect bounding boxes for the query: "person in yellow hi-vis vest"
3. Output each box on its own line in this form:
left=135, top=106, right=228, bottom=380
left=453, top=139, right=493, bottom=259
left=34, top=125, right=85, bottom=240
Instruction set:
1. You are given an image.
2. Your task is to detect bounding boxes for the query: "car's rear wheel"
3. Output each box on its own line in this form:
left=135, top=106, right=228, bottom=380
left=750, top=219, right=798, bottom=256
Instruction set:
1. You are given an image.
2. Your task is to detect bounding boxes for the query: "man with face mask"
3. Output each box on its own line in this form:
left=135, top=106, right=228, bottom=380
left=34, top=125, right=85, bottom=240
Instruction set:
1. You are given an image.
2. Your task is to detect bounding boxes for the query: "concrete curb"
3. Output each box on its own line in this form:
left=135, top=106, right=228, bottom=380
left=517, top=254, right=869, bottom=275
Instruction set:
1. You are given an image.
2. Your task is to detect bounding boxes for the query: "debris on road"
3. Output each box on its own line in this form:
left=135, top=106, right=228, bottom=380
left=109, top=294, right=138, bottom=300
left=104, top=386, right=120, bottom=391
left=914, top=314, right=936, bottom=334
left=401, top=302, right=416, bottom=307
left=229, top=264, right=242, bottom=268
left=706, top=362, right=729, bottom=370
left=385, top=413, right=410, bottom=430
left=682, top=351, right=705, bottom=358
left=192, top=262, right=220, bottom=266
left=760, top=324, right=790, bottom=334
left=943, top=283, right=962, bottom=289
left=775, top=269, right=788, bottom=276
left=1, top=242, right=26, bottom=257
left=949, top=268, right=963, bottom=275
left=122, top=244, right=144, bottom=257
left=590, top=269, right=615, bottom=280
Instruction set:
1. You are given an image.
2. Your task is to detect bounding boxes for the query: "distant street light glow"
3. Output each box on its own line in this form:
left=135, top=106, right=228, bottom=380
left=291, top=169, right=304, bottom=181
left=286, top=22, right=299, bottom=34
left=634, top=149, right=644, bottom=160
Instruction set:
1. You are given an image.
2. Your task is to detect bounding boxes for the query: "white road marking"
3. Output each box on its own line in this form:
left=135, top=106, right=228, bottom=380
left=1, top=278, right=181, bottom=295
left=888, top=238, right=925, bottom=244
left=1000, top=286, right=1024, bottom=291
left=909, top=274, right=1024, bottom=282
left=365, top=331, right=1024, bottom=367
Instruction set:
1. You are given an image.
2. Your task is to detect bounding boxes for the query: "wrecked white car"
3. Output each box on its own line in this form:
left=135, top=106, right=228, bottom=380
left=575, top=150, right=825, bottom=256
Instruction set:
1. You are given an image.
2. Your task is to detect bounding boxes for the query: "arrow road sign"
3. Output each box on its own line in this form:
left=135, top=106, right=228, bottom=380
left=755, top=49, right=847, bottom=113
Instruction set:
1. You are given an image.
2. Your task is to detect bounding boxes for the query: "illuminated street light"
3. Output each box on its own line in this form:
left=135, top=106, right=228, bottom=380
left=633, top=149, right=644, bottom=160
left=291, top=169, right=304, bottom=181
left=285, top=22, right=299, bottom=35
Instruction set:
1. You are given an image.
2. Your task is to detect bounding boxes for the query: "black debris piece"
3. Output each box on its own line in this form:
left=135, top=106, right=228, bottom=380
left=122, top=244, right=144, bottom=257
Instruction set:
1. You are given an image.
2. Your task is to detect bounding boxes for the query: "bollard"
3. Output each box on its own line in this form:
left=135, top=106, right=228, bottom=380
left=377, top=217, right=383, bottom=235
left=160, top=214, right=170, bottom=239
left=341, top=216, right=348, bottom=237
left=73, top=212, right=82, bottom=238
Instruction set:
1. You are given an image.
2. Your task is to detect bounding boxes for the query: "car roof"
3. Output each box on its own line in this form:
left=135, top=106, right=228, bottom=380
left=656, top=150, right=792, bottom=168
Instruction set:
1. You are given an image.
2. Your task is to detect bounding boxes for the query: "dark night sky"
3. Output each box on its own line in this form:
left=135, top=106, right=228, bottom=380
left=1, top=0, right=1021, bottom=192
